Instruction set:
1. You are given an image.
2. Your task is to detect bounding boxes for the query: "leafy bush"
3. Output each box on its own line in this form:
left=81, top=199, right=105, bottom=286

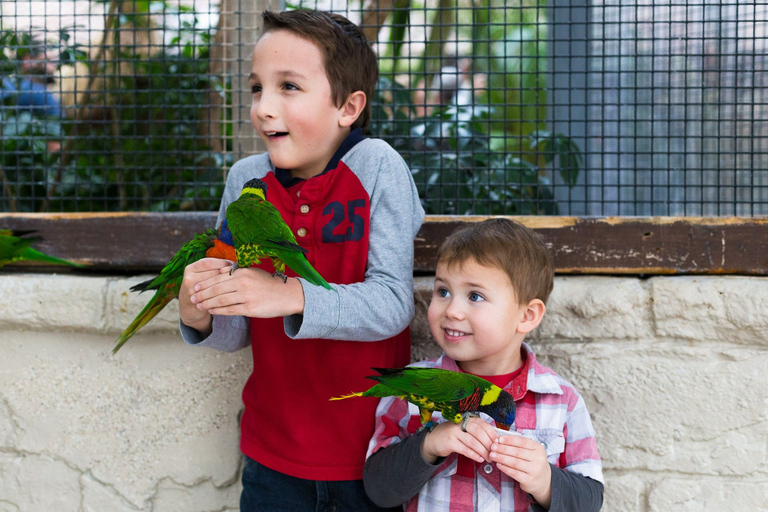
left=370, top=76, right=581, bottom=215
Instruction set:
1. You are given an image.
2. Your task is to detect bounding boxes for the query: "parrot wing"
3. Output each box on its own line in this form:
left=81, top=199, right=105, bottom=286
left=227, top=198, right=305, bottom=253
left=367, top=367, right=488, bottom=403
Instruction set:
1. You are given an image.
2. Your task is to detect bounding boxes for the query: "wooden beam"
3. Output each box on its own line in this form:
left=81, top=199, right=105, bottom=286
left=1, top=213, right=767, bottom=274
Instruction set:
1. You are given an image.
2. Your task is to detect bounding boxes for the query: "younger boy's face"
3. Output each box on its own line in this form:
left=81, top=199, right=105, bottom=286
left=428, top=259, right=527, bottom=376
left=249, top=30, right=349, bottom=180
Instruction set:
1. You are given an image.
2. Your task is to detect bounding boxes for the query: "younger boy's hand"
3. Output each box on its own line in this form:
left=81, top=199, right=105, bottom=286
left=420, top=417, right=498, bottom=465
left=490, top=434, right=552, bottom=508
left=179, top=257, right=232, bottom=335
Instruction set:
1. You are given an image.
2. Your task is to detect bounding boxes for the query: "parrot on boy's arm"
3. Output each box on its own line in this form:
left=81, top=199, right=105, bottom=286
left=331, top=366, right=516, bottom=430
left=0, top=229, right=86, bottom=269
left=226, top=177, right=333, bottom=290
left=112, top=226, right=236, bottom=354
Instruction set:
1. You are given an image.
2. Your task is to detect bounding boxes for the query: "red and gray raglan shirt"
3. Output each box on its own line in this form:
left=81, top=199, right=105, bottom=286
left=180, top=129, right=425, bottom=481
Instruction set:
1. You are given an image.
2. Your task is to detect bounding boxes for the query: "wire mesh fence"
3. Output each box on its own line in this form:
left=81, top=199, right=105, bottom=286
left=1, top=0, right=766, bottom=215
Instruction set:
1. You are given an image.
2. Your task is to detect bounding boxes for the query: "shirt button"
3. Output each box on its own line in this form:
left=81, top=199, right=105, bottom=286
left=297, top=228, right=307, bottom=238
left=300, top=204, right=310, bottom=214
left=483, top=463, right=493, bottom=474
left=296, top=190, right=301, bottom=197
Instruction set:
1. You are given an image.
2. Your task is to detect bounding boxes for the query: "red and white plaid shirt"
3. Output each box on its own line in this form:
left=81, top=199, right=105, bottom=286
left=366, top=343, right=604, bottom=511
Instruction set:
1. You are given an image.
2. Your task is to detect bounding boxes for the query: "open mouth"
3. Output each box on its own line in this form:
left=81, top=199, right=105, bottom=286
left=445, top=328, right=469, bottom=338
left=265, top=131, right=288, bottom=137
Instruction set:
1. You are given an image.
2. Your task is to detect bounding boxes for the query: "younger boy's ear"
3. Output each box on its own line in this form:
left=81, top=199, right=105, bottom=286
left=516, top=299, right=546, bottom=335
left=338, top=91, right=366, bottom=128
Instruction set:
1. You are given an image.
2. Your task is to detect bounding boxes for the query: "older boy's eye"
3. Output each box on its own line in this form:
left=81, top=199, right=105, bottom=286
left=468, top=292, right=485, bottom=302
left=283, top=82, right=299, bottom=91
left=250, top=84, right=262, bottom=94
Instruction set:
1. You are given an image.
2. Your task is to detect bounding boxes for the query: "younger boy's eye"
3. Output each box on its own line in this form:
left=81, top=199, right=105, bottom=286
left=468, top=292, right=485, bottom=302
left=436, top=288, right=450, bottom=298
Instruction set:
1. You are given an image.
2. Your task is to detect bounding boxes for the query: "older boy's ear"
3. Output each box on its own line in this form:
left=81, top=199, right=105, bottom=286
left=516, top=299, right=546, bottom=335
left=338, top=91, right=366, bottom=127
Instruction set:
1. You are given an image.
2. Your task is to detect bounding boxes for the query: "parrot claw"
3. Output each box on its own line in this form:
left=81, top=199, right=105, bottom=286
left=229, top=261, right=240, bottom=275
left=272, top=271, right=288, bottom=283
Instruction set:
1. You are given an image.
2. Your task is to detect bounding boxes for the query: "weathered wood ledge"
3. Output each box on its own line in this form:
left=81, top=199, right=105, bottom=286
left=1, top=212, right=767, bottom=275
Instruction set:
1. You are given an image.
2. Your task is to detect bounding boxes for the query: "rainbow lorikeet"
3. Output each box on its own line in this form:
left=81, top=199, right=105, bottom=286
left=226, top=178, right=332, bottom=290
left=0, top=229, right=86, bottom=269
left=331, top=366, right=516, bottom=430
left=112, top=227, right=236, bottom=354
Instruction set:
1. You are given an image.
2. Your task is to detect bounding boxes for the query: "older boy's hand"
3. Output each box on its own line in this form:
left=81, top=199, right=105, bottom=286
left=490, top=434, right=552, bottom=508
left=420, top=417, right=498, bottom=465
left=179, top=257, right=231, bottom=335
left=189, top=265, right=305, bottom=318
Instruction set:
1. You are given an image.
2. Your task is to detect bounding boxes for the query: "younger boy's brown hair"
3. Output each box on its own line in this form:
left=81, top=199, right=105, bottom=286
left=261, top=9, right=379, bottom=133
left=436, top=218, right=555, bottom=305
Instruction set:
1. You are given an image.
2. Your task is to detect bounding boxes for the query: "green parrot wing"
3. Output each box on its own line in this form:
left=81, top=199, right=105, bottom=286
left=227, top=197, right=305, bottom=254
left=131, top=229, right=218, bottom=293
left=367, top=367, right=490, bottom=403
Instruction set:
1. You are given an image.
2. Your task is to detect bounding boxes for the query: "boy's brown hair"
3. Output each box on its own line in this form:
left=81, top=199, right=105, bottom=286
left=436, top=218, right=555, bottom=305
left=261, top=10, right=379, bottom=133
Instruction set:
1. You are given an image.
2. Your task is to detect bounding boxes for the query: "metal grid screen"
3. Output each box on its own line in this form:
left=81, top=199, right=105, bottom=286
left=1, top=0, right=767, bottom=215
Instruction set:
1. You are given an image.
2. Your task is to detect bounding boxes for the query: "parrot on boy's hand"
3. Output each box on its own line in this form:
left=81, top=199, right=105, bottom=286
left=225, top=177, right=333, bottom=290
left=330, top=366, right=516, bottom=430
left=0, top=229, right=86, bottom=269
left=112, top=227, right=235, bottom=354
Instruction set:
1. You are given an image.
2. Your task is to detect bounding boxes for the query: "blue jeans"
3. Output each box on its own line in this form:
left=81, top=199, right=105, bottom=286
left=240, top=456, right=402, bottom=512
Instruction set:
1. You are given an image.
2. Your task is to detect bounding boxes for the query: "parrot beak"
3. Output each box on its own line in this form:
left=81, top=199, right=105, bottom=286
left=495, top=422, right=511, bottom=431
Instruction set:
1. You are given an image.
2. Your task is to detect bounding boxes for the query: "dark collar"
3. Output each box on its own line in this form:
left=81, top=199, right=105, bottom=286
left=275, top=128, right=365, bottom=188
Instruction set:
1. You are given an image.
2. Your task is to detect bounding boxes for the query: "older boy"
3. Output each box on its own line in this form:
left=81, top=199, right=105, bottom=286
left=363, top=219, right=603, bottom=511
left=178, top=10, right=424, bottom=512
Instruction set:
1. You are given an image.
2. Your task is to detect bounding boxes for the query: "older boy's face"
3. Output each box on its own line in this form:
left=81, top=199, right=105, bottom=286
left=249, top=30, right=348, bottom=180
left=428, top=259, right=527, bottom=376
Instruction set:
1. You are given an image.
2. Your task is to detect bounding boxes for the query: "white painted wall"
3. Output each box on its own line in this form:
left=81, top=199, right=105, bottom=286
left=0, top=274, right=766, bottom=511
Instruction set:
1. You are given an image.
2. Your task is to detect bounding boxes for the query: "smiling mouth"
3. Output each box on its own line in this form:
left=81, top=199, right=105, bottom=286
left=445, top=328, right=469, bottom=338
left=265, top=131, right=288, bottom=137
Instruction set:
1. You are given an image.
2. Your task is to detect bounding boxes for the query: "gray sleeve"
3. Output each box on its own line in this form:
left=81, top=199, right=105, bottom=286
left=179, top=155, right=272, bottom=352
left=363, top=430, right=443, bottom=508
left=531, top=465, right=604, bottom=512
left=286, top=139, right=426, bottom=341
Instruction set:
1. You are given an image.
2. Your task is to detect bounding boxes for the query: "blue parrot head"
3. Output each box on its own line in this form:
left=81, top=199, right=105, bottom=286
left=240, top=178, right=268, bottom=200
left=484, top=390, right=516, bottom=431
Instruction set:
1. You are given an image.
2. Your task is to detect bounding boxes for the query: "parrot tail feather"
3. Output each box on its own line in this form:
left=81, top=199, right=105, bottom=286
left=112, top=292, right=174, bottom=354
left=329, top=392, right=365, bottom=401
left=21, top=247, right=87, bottom=268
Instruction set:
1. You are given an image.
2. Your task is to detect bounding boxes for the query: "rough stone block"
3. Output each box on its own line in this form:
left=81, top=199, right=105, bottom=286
left=602, top=474, right=645, bottom=512
left=0, top=274, right=107, bottom=332
left=535, top=341, right=768, bottom=476
left=0, top=453, right=81, bottom=512
left=534, top=277, right=653, bottom=341
left=653, top=276, right=768, bottom=345
left=648, top=477, right=768, bottom=511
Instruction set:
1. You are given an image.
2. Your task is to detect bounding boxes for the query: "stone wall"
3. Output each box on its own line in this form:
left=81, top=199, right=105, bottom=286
left=0, top=273, right=766, bottom=511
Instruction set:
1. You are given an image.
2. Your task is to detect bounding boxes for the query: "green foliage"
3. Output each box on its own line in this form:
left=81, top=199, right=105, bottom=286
left=370, top=76, right=581, bottom=215
left=0, top=6, right=230, bottom=213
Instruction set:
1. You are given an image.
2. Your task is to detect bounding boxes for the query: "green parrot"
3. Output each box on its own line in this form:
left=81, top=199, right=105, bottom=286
left=226, top=177, right=333, bottom=290
left=0, top=229, right=86, bottom=269
left=112, top=228, right=233, bottom=354
left=331, top=366, right=517, bottom=430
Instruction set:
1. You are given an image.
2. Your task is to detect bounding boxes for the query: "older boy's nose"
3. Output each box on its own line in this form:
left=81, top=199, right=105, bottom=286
left=253, top=93, right=276, bottom=119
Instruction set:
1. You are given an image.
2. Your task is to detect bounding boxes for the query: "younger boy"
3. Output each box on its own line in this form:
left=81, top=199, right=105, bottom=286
left=178, top=9, right=424, bottom=512
left=363, top=218, right=603, bottom=511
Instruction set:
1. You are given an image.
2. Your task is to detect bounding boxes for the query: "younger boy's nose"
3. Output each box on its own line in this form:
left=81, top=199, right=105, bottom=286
left=444, top=299, right=465, bottom=320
